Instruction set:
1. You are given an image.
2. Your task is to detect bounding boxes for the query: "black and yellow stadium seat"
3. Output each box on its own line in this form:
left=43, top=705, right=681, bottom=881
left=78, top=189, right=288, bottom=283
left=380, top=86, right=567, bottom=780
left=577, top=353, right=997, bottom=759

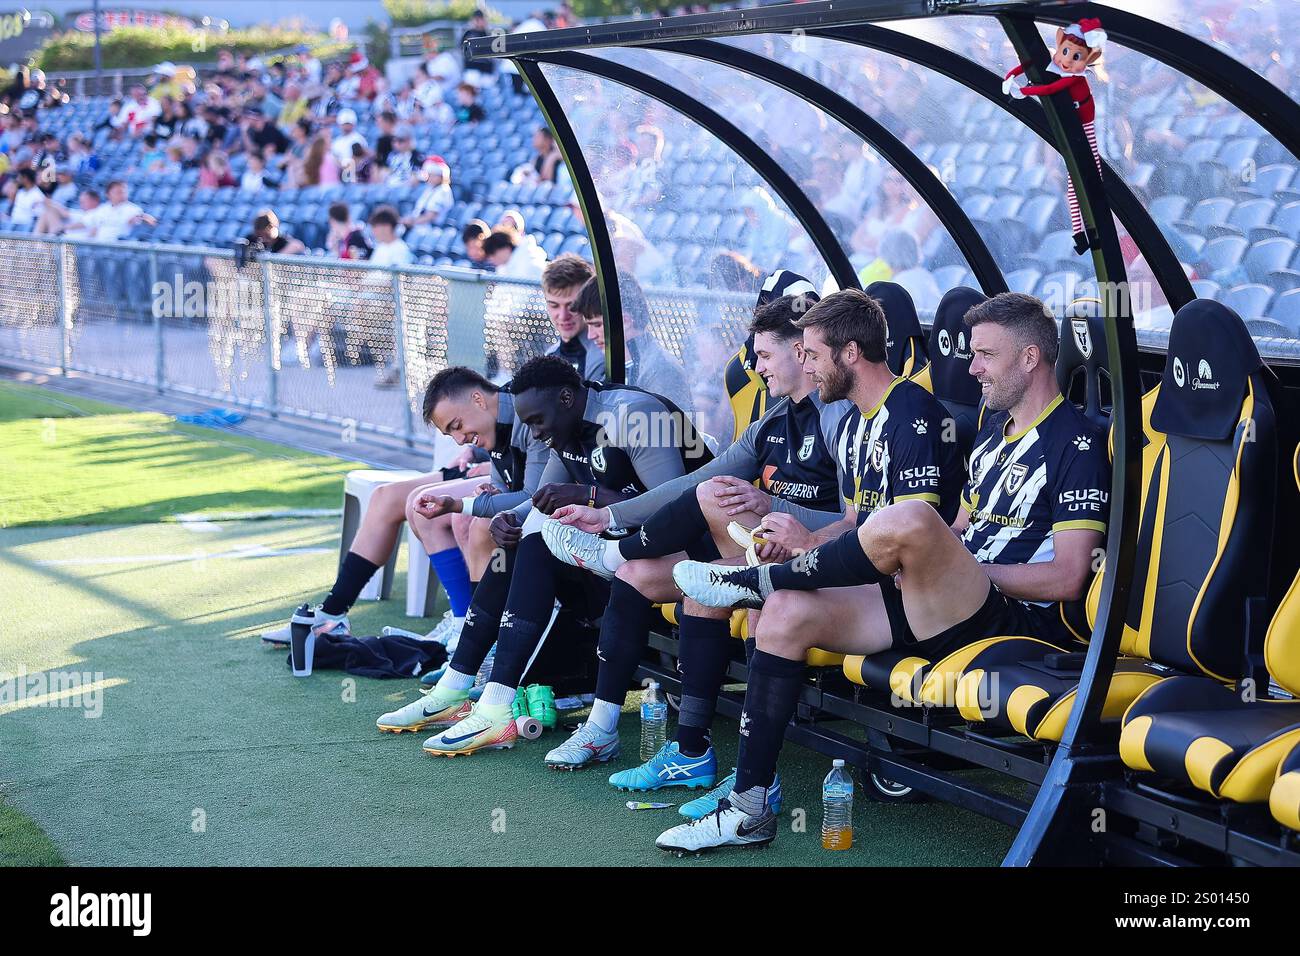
left=1057, top=298, right=1112, bottom=431
left=1120, top=442, right=1297, bottom=805
left=661, top=599, right=843, bottom=668
left=720, top=269, right=820, bottom=444
left=866, top=281, right=930, bottom=385
left=926, top=286, right=986, bottom=461
left=936, top=300, right=1277, bottom=743
left=722, top=334, right=767, bottom=445
left=1271, top=738, right=1300, bottom=832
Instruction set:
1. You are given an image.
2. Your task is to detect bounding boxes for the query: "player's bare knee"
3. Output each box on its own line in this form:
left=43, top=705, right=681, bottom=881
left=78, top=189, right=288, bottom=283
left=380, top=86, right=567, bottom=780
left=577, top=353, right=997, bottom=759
left=757, top=591, right=815, bottom=643
left=754, top=602, right=811, bottom=656
left=370, top=481, right=407, bottom=522
left=864, top=499, right=932, bottom=567
left=615, top=558, right=657, bottom=595
left=695, top=480, right=726, bottom=521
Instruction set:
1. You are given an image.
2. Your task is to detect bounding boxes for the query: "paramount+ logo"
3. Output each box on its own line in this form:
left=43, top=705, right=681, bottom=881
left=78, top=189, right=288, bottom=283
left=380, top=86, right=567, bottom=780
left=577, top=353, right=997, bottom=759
left=1172, top=356, right=1221, bottom=391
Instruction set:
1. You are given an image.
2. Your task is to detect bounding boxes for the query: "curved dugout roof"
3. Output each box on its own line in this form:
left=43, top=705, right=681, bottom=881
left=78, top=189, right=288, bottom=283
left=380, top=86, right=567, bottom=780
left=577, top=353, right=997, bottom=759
left=470, top=0, right=1300, bottom=365
left=470, top=0, right=1300, bottom=829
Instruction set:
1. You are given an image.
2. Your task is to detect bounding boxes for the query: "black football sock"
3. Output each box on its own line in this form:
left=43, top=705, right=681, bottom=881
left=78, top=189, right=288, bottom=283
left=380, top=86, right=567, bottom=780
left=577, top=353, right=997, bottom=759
left=485, top=535, right=563, bottom=690
left=449, top=551, right=515, bottom=676
left=765, top=528, right=887, bottom=593
left=592, top=578, right=656, bottom=704
left=734, top=650, right=805, bottom=795
left=674, top=614, right=734, bottom=757
left=321, top=552, right=381, bottom=616
left=617, top=490, right=708, bottom=561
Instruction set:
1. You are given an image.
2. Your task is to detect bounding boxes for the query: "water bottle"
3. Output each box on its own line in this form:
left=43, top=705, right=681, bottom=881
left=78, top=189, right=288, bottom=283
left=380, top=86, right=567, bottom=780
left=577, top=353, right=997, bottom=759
left=821, top=759, right=854, bottom=851
left=289, top=604, right=317, bottom=677
left=474, top=643, right=497, bottom=688
left=639, top=681, right=668, bottom=761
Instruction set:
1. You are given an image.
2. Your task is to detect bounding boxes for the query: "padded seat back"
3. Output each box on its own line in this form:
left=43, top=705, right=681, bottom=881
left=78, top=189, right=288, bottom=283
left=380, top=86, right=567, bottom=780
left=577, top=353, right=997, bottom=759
left=723, top=336, right=767, bottom=443
left=1057, top=298, right=1112, bottom=430
left=866, top=281, right=929, bottom=381
left=1264, top=446, right=1300, bottom=696
left=1086, top=299, right=1276, bottom=681
left=724, top=269, right=820, bottom=442
left=926, top=286, right=986, bottom=461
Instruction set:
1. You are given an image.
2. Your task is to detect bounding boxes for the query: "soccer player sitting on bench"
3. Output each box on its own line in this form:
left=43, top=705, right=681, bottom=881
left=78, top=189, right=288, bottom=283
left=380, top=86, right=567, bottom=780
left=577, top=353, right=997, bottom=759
left=663, top=292, right=1110, bottom=852
left=377, top=355, right=711, bottom=755
left=537, top=292, right=848, bottom=796
left=397, top=367, right=551, bottom=651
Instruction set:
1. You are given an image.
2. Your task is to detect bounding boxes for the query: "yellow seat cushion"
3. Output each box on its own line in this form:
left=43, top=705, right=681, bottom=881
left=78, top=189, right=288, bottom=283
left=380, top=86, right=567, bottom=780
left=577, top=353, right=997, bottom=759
left=805, top=648, right=844, bottom=667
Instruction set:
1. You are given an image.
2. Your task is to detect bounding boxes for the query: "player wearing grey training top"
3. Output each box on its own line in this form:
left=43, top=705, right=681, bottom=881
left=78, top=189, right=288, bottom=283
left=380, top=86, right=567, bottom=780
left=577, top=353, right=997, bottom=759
left=537, top=294, right=852, bottom=772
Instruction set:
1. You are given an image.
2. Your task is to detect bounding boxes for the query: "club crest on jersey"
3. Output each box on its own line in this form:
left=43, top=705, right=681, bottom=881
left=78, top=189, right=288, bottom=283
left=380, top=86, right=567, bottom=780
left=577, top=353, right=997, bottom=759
left=1071, top=318, right=1093, bottom=359
left=1002, top=462, right=1030, bottom=495
left=798, top=434, right=815, bottom=461
left=869, top=439, right=885, bottom=472
left=591, top=445, right=607, bottom=473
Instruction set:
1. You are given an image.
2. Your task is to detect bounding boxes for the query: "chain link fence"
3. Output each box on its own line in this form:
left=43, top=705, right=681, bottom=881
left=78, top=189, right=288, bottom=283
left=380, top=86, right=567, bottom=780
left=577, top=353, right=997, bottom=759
left=0, top=236, right=758, bottom=451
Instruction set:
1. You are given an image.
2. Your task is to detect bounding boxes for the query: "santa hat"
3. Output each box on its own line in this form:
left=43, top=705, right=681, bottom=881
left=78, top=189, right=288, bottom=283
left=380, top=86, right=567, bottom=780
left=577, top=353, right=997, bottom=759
left=1064, top=17, right=1107, bottom=50
left=348, top=51, right=369, bottom=73
left=422, top=156, right=450, bottom=180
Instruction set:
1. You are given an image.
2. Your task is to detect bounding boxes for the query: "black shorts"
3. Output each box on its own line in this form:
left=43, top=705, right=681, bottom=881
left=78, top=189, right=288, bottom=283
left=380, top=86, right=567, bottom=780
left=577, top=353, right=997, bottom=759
left=552, top=555, right=612, bottom=621
left=893, top=584, right=1072, bottom=662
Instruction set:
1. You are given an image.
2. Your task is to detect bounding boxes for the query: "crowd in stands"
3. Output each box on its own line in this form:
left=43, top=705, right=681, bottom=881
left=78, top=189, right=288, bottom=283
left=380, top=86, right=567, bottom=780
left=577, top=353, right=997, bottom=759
left=0, top=0, right=1297, bottom=335
left=0, top=10, right=588, bottom=277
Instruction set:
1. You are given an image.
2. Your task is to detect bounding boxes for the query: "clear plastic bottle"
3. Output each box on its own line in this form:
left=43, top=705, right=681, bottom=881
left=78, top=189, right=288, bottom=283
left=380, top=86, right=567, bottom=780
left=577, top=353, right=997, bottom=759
left=821, top=759, right=854, bottom=850
left=474, top=643, right=497, bottom=688
left=639, top=681, right=668, bottom=761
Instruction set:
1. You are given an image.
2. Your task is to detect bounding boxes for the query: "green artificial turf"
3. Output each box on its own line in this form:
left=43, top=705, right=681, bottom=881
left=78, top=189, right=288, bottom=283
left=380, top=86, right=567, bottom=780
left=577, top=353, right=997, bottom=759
left=0, top=381, right=1016, bottom=866
left=0, top=794, right=66, bottom=866
left=0, top=380, right=357, bottom=527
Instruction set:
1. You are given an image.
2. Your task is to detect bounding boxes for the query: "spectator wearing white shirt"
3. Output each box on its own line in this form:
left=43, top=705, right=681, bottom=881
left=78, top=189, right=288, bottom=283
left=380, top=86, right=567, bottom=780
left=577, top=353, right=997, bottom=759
left=9, top=169, right=45, bottom=228
left=115, top=86, right=161, bottom=137
left=86, top=180, right=155, bottom=241
left=425, top=39, right=462, bottom=98
left=413, top=68, right=451, bottom=121
left=878, top=229, right=942, bottom=315
left=403, top=158, right=454, bottom=232
left=367, top=205, right=414, bottom=267
left=329, top=109, right=366, bottom=167
left=364, top=205, right=413, bottom=390
left=484, top=227, right=546, bottom=280
left=241, top=152, right=273, bottom=192
left=49, top=166, right=78, bottom=207
left=37, top=188, right=103, bottom=237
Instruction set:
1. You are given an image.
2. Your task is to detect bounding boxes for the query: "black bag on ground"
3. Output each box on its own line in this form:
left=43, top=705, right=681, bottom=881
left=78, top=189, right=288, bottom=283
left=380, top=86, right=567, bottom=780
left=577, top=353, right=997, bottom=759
left=285, top=632, right=447, bottom=679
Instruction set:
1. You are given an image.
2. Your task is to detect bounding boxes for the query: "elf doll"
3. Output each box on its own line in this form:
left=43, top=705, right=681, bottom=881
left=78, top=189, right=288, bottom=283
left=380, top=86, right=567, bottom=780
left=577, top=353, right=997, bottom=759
left=1003, top=17, right=1107, bottom=254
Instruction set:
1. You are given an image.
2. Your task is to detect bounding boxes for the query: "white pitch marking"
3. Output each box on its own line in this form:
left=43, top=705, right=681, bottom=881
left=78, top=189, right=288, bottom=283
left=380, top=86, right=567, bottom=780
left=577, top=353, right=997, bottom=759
left=37, top=547, right=332, bottom=567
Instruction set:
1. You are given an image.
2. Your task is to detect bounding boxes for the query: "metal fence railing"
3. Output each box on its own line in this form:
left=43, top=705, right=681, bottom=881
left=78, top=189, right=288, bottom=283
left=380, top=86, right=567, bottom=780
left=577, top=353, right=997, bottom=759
left=0, top=235, right=757, bottom=450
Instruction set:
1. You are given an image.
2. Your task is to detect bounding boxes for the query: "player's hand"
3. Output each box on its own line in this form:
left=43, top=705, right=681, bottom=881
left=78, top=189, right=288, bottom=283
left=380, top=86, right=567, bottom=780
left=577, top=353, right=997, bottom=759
left=552, top=504, right=610, bottom=533
left=449, top=444, right=476, bottom=471
left=757, top=513, right=815, bottom=553
left=489, top=511, right=522, bottom=549
left=707, top=475, right=772, bottom=517
left=532, top=483, right=589, bottom=515
left=754, top=536, right=793, bottom=564
left=413, top=492, right=456, bottom=519
left=474, top=482, right=497, bottom=496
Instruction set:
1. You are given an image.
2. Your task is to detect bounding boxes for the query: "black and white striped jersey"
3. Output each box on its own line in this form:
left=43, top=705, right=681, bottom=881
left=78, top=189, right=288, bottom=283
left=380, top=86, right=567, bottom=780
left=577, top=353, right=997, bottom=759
left=833, top=377, right=965, bottom=526
left=961, top=393, right=1110, bottom=572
